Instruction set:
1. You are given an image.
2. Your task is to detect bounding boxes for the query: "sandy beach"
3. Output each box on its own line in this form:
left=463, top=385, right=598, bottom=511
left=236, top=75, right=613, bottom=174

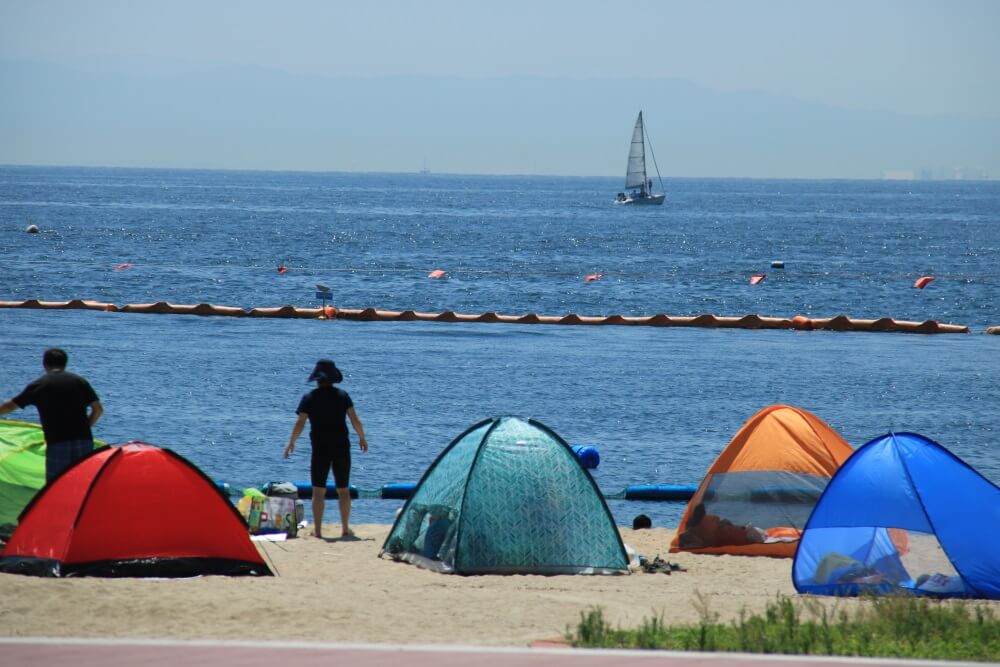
left=1, top=523, right=953, bottom=647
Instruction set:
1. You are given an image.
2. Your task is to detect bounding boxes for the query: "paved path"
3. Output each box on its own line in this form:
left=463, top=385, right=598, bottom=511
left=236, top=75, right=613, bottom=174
left=0, top=638, right=983, bottom=667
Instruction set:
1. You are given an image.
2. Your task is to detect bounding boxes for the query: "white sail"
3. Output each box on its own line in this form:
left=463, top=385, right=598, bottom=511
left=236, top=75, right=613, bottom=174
left=624, top=112, right=647, bottom=190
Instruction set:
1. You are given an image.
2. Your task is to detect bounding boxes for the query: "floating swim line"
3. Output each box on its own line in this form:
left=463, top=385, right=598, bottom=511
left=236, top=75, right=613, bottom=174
left=215, top=482, right=699, bottom=502
left=0, top=299, right=975, bottom=334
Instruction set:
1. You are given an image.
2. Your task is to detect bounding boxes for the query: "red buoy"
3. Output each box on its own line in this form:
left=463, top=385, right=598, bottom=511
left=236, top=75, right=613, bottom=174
left=428, top=269, right=447, bottom=279
left=749, top=273, right=766, bottom=285
left=913, top=276, right=935, bottom=289
left=114, top=263, right=133, bottom=272
left=277, top=265, right=288, bottom=275
left=584, top=273, right=603, bottom=283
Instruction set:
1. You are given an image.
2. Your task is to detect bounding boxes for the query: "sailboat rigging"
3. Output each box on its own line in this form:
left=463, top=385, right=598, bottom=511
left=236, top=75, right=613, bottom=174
left=614, top=111, right=665, bottom=205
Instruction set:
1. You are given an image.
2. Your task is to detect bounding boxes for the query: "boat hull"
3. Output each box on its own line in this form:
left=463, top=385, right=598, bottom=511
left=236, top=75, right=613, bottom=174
left=614, top=193, right=665, bottom=206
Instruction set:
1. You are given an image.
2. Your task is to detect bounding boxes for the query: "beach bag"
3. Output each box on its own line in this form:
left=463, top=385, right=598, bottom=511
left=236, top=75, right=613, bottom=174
left=238, top=494, right=299, bottom=538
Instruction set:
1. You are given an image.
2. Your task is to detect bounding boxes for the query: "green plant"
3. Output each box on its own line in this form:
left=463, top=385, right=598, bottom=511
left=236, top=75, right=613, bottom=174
left=570, top=594, right=1000, bottom=662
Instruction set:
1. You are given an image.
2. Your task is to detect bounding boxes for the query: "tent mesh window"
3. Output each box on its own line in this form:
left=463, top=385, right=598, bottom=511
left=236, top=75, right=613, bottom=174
left=795, top=526, right=968, bottom=597
left=677, top=470, right=829, bottom=549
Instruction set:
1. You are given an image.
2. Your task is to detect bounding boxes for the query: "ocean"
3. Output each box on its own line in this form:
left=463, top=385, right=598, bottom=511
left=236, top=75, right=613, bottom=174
left=2, top=166, right=998, bottom=527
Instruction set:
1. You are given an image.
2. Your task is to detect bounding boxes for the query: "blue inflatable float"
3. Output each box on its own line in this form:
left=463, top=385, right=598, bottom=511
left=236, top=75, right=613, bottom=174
left=572, top=444, right=600, bottom=469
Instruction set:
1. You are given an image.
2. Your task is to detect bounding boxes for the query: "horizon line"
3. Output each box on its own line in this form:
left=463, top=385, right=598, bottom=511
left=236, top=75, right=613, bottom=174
left=1, top=163, right=992, bottom=183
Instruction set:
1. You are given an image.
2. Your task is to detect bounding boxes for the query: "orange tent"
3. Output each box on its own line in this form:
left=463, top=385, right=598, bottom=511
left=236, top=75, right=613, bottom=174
left=670, top=405, right=853, bottom=558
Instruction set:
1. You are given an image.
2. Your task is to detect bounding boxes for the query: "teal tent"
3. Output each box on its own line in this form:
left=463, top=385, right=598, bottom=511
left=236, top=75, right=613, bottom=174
left=0, top=420, right=105, bottom=534
left=380, top=416, right=629, bottom=574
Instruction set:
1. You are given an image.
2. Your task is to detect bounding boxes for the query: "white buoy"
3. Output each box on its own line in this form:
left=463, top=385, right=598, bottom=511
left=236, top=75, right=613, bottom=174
left=25, top=224, right=39, bottom=234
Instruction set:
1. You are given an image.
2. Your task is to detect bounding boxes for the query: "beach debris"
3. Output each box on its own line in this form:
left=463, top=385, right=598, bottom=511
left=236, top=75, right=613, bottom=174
left=771, top=260, right=785, bottom=268
left=641, top=555, right=686, bottom=574
left=428, top=269, right=448, bottom=279
left=913, top=275, right=935, bottom=289
left=749, top=273, right=766, bottom=285
left=583, top=273, right=603, bottom=283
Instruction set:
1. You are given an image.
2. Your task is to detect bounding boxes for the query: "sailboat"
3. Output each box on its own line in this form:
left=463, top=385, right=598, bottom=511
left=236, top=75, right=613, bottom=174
left=614, top=111, right=665, bottom=205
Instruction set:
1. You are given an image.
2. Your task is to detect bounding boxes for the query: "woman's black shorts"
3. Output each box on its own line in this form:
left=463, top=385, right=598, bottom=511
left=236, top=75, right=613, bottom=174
left=311, top=447, right=351, bottom=489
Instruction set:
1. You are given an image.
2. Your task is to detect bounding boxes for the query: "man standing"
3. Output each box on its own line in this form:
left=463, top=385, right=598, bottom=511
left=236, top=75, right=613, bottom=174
left=0, top=348, right=103, bottom=482
left=284, top=359, right=368, bottom=539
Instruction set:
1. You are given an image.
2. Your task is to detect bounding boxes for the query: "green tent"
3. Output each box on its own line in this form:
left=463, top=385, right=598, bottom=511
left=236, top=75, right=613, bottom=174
left=380, top=416, right=629, bottom=574
left=0, top=420, right=105, bottom=532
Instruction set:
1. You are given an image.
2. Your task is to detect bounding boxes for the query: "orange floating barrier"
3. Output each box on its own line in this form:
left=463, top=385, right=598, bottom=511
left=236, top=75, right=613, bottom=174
left=583, top=273, right=603, bottom=283
left=428, top=269, right=447, bottom=279
left=114, top=263, right=133, bottom=272
left=913, top=276, right=935, bottom=289
left=749, top=274, right=766, bottom=285
left=0, top=299, right=972, bottom=333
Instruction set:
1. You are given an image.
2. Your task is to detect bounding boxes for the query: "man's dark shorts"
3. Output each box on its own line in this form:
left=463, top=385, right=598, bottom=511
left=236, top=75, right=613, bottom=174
left=311, top=447, right=351, bottom=489
left=46, top=439, right=94, bottom=483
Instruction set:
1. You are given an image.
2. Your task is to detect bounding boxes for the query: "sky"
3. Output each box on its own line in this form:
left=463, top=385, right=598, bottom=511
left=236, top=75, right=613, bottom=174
left=2, top=0, right=999, bottom=177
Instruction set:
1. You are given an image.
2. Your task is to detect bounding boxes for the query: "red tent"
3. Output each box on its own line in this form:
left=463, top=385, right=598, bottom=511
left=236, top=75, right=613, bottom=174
left=0, top=443, right=271, bottom=577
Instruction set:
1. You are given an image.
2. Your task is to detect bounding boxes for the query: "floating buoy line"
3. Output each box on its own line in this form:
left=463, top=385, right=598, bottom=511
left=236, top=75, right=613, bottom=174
left=10, top=257, right=1000, bottom=283
left=0, top=298, right=980, bottom=334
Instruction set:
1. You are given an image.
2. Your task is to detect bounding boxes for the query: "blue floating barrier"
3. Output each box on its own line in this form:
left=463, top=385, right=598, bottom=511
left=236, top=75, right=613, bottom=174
left=380, top=482, right=417, bottom=499
left=622, top=484, right=697, bottom=501
left=216, top=480, right=700, bottom=501
left=293, top=482, right=359, bottom=499
left=572, top=444, right=600, bottom=469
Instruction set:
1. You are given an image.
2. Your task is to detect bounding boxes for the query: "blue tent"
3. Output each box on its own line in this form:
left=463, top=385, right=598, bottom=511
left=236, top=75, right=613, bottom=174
left=794, top=432, right=1000, bottom=599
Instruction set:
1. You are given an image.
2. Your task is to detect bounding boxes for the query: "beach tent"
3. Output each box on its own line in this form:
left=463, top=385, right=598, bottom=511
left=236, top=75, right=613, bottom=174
left=0, top=420, right=105, bottom=531
left=670, top=405, right=853, bottom=557
left=794, top=432, right=1000, bottom=599
left=380, top=416, right=630, bottom=574
left=0, top=442, right=272, bottom=577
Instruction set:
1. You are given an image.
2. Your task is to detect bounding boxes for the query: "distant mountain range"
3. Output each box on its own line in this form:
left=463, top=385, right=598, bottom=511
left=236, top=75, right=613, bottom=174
left=1, top=60, right=997, bottom=179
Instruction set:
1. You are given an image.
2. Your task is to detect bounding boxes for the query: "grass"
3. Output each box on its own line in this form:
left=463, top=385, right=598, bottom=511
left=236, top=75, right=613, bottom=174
left=570, top=593, right=1000, bottom=662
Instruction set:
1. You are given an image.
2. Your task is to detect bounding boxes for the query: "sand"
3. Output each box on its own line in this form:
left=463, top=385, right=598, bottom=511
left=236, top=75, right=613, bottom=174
left=0, top=524, right=992, bottom=647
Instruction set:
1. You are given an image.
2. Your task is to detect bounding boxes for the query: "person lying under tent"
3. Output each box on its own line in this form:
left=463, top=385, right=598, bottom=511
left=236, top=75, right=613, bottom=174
left=677, top=502, right=767, bottom=549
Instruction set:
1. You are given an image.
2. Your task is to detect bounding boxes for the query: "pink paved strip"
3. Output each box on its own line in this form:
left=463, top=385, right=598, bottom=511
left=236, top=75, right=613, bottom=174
left=0, top=639, right=980, bottom=667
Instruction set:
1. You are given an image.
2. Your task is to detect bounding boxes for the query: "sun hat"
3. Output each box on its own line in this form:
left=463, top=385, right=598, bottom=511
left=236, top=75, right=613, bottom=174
left=307, top=359, right=343, bottom=384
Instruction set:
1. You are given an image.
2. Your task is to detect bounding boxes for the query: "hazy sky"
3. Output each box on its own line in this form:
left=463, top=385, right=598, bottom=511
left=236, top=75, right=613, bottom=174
left=2, top=1, right=999, bottom=175
left=4, top=0, right=999, bottom=117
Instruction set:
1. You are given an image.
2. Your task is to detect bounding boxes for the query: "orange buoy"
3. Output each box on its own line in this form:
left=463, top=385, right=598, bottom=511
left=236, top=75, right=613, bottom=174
left=114, top=263, right=133, bottom=272
left=791, top=315, right=814, bottom=331
left=428, top=269, right=447, bottom=279
left=584, top=273, right=603, bottom=283
left=749, top=273, right=766, bottom=285
left=913, top=276, right=935, bottom=289
left=322, top=306, right=337, bottom=319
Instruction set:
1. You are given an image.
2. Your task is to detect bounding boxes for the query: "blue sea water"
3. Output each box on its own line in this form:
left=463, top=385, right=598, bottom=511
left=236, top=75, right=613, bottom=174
left=1, top=166, right=998, bottom=527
